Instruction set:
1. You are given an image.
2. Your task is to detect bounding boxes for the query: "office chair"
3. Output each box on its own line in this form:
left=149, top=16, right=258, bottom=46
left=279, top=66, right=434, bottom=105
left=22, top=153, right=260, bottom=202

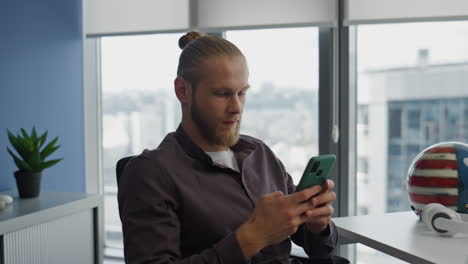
left=116, top=156, right=349, bottom=264
left=116, top=155, right=134, bottom=189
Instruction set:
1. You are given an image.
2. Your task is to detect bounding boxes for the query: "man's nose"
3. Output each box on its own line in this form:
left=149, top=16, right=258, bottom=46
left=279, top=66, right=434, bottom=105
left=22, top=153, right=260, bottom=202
left=228, top=94, right=242, bottom=114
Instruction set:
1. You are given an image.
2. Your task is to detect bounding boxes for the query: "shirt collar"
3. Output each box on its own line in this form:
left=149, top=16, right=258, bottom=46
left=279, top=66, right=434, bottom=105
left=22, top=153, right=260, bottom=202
left=175, top=124, right=257, bottom=167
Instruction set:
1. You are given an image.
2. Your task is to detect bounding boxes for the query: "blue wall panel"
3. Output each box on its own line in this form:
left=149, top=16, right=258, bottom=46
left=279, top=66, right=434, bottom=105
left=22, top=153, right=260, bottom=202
left=0, top=0, right=85, bottom=192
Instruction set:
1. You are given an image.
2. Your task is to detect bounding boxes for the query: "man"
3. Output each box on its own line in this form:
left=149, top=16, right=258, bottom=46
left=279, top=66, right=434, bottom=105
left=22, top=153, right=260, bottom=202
left=118, top=31, right=338, bottom=264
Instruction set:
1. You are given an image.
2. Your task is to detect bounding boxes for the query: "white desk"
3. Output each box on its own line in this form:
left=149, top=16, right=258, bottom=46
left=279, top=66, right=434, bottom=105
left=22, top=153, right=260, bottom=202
left=333, top=212, right=468, bottom=264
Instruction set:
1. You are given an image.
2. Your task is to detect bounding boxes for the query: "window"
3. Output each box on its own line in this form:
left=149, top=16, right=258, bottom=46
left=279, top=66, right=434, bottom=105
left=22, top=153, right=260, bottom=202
left=357, top=105, right=369, bottom=136
left=407, top=109, right=420, bottom=130
left=389, top=109, right=402, bottom=139
left=226, top=26, right=319, bottom=258
left=99, top=28, right=319, bottom=260
left=357, top=105, right=369, bottom=125
left=355, top=21, right=468, bottom=264
left=226, top=27, right=319, bottom=184
left=100, top=33, right=181, bottom=258
left=357, top=156, right=368, bottom=174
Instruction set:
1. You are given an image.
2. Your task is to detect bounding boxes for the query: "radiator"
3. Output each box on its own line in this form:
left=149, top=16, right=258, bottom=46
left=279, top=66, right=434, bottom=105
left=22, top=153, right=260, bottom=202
left=3, top=209, right=94, bottom=264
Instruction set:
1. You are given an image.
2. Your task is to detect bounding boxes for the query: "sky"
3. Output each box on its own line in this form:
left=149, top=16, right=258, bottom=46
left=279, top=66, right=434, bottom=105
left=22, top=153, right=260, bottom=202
left=226, top=27, right=318, bottom=91
left=101, top=27, right=319, bottom=93
left=101, top=21, right=468, bottom=93
left=358, top=21, right=468, bottom=71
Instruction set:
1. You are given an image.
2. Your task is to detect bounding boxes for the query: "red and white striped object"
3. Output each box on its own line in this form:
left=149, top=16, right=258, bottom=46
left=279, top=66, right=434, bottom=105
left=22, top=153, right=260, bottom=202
left=407, top=143, right=459, bottom=216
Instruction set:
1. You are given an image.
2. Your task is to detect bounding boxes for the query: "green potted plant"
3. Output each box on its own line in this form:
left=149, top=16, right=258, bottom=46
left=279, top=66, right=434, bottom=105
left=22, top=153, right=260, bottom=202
left=7, top=128, right=63, bottom=198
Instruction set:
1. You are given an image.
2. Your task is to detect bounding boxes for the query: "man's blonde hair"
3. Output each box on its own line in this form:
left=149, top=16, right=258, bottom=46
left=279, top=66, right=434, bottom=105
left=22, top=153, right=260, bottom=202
left=177, top=31, right=244, bottom=86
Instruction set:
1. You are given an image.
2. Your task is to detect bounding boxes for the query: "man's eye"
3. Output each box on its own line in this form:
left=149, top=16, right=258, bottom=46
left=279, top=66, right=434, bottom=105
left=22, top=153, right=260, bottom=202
left=215, top=92, right=230, bottom=97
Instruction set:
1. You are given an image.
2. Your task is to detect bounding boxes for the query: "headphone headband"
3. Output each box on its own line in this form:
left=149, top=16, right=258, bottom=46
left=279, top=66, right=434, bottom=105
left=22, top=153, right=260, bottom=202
left=434, top=217, right=468, bottom=235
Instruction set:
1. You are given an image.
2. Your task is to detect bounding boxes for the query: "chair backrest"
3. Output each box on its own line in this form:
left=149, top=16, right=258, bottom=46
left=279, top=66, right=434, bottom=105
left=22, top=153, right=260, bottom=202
left=116, top=156, right=135, bottom=187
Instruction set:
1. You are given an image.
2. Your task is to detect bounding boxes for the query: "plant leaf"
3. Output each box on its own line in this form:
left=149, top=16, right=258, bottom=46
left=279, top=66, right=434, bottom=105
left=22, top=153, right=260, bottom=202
left=31, top=127, right=39, bottom=150
left=41, top=145, right=60, bottom=161
left=20, top=128, right=30, bottom=140
left=40, top=158, right=63, bottom=170
left=30, top=151, right=42, bottom=171
left=31, top=127, right=37, bottom=142
left=40, top=137, right=59, bottom=159
left=20, top=128, right=29, bottom=138
left=38, top=131, right=48, bottom=148
left=7, top=130, right=21, bottom=151
left=7, top=129, right=16, bottom=143
left=19, top=129, right=33, bottom=152
left=7, top=147, right=32, bottom=171
left=8, top=129, right=61, bottom=172
left=7, top=130, right=31, bottom=162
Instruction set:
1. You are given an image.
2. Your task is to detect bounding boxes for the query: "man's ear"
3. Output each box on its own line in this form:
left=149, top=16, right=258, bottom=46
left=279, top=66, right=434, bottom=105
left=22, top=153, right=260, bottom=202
left=174, top=77, right=191, bottom=104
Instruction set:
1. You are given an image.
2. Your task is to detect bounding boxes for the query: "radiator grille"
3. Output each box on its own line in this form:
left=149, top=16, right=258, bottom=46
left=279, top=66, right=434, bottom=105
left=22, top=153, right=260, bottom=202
left=4, top=210, right=94, bottom=264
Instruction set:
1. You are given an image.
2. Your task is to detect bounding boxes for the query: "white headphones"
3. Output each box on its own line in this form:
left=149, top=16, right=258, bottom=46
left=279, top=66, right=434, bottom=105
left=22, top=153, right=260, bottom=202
left=422, top=203, right=468, bottom=236
left=0, top=194, right=13, bottom=210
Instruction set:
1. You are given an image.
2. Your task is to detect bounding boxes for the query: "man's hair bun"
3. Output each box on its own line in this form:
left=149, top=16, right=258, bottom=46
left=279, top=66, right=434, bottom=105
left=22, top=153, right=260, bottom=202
left=178, top=31, right=205, bottom=49
left=176, top=30, right=243, bottom=85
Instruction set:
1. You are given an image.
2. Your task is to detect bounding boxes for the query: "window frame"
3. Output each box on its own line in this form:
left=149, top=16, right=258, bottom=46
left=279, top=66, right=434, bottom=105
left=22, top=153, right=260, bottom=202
left=84, top=37, right=104, bottom=263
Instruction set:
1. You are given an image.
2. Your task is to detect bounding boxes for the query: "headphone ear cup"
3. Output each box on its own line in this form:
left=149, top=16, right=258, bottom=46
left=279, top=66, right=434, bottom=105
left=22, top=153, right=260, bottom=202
left=422, top=203, right=444, bottom=225
left=423, top=204, right=461, bottom=236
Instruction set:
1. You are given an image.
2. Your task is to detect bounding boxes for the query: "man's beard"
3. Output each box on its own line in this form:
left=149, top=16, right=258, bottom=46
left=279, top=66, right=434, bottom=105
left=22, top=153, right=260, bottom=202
left=190, top=97, right=241, bottom=147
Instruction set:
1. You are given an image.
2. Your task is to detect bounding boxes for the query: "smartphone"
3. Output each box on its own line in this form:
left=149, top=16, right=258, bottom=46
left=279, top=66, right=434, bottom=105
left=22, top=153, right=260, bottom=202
left=295, top=154, right=336, bottom=193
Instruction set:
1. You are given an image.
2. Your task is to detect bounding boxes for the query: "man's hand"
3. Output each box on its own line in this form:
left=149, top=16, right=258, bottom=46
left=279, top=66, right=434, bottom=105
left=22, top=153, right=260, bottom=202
left=303, top=180, right=336, bottom=233
left=235, top=185, right=322, bottom=260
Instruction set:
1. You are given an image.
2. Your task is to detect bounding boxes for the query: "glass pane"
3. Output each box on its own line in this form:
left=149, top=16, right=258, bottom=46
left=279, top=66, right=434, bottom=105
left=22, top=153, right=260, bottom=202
left=101, top=33, right=181, bottom=256
left=226, top=27, right=319, bottom=184
left=227, top=28, right=318, bottom=257
left=356, top=21, right=468, bottom=263
left=101, top=28, right=319, bottom=259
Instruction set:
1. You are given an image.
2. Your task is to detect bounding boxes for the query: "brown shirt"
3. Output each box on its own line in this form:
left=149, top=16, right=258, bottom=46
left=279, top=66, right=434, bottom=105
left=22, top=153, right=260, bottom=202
left=118, top=125, right=337, bottom=264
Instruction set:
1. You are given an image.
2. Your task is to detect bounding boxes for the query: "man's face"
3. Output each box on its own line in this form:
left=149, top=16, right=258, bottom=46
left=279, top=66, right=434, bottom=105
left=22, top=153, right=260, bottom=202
left=189, top=56, right=249, bottom=147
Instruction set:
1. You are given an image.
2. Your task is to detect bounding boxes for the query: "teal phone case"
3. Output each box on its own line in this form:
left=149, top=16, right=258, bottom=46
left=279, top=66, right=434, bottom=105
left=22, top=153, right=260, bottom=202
left=295, top=154, right=336, bottom=192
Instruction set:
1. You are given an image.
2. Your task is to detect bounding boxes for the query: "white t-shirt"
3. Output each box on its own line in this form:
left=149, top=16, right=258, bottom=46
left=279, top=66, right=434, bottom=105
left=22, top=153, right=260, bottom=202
left=205, top=149, right=240, bottom=172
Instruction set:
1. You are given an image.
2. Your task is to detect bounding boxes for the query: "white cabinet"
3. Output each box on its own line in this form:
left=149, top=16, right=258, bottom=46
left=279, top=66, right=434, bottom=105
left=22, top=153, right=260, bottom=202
left=0, top=191, right=102, bottom=264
